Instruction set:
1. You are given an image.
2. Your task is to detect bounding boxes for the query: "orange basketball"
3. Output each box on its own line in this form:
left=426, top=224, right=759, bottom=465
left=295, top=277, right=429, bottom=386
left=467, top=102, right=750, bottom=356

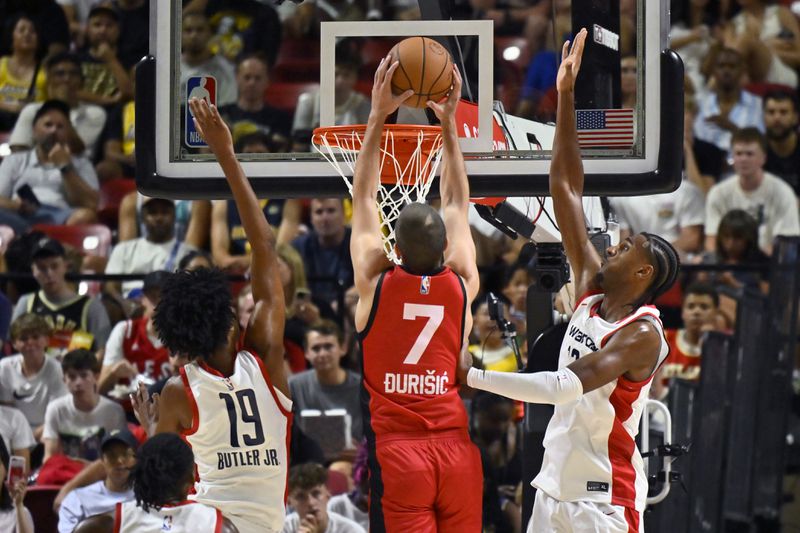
left=389, top=37, right=454, bottom=108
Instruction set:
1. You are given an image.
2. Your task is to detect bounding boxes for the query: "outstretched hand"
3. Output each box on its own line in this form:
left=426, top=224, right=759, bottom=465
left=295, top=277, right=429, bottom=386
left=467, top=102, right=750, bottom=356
left=130, top=381, right=159, bottom=435
left=189, top=97, right=234, bottom=157
left=426, top=66, right=462, bottom=124
left=556, top=28, right=588, bottom=93
left=370, top=55, right=415, bottom=119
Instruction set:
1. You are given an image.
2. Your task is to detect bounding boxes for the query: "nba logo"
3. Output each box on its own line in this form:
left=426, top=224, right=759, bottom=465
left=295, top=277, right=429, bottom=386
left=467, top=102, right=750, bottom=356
left=224, top=378, right=234, bottom=391
left=185, top=76, right=217, bottom=148
left=420, top=276, right=430, bottom=295
left=161, top=516, right=173, bottom=531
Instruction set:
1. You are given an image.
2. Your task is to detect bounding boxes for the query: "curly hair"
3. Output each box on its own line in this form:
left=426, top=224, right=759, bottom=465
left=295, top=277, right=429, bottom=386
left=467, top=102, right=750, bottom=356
left=153, top=268, right=236, bottom=360
left=131, top=433, right=195, bottom=513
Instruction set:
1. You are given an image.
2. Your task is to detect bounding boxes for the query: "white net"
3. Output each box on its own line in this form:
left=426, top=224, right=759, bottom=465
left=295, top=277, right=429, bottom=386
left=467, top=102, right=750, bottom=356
left=313, top=126, right=444, bottom=264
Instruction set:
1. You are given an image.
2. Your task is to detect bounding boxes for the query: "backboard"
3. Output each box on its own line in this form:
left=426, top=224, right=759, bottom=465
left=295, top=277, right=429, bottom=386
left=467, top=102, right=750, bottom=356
left=135, top=0, right=683, bottom=199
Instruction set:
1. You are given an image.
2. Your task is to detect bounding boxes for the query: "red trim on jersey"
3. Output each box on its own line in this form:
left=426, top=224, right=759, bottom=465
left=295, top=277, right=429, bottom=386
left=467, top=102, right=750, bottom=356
left=113, top=502, right=122, bottom=533
left=575, top=290, right=602, bottom=309
left=250, top=351, right=293, bottom=418
left=607, top=381, right=639, bottom=509
left=624, top=507, right=640, bottom=533
left=178, top=367, right=200, bottom=436
left=214, top=509, right=223, bottom=533
left=197, top=359, right=226, bottom=378
left=160, top=500, right=199, bottom=508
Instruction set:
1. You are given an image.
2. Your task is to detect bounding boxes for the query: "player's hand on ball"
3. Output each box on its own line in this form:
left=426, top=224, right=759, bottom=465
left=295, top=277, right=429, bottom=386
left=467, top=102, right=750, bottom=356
left=131, top=381, right=160, bottom=435
left=426, top=66, right=462, bottom=124
left=370, top=55, right=414, bottom=119
left=189, top=97, right=234, bottom=157
left=556, top=27, right=588, bottom=93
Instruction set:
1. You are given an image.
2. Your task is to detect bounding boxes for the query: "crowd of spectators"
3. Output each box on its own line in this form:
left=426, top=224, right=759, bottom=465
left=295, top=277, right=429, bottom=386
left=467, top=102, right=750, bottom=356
left=0, top=1, right=797, bottom=532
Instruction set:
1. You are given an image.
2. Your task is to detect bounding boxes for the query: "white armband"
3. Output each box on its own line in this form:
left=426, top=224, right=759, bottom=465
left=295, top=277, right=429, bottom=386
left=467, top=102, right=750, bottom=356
left=466, top=366, right=584, bottom=405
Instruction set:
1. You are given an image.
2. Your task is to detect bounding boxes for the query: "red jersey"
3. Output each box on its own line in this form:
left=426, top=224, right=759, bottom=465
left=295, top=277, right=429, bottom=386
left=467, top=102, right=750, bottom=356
left=360, top=266, right=469, bottom=436
left=122, top=318, right=171, bottom=380
left=659, top=328, right=701, bottom=384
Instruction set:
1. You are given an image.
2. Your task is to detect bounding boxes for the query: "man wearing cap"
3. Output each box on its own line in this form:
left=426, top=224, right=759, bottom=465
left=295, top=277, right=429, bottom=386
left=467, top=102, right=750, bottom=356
left=99, top=271, right=171, bottom=395
left=57, top=428, right=137, bottom=533
left=12, top=236, right=110, bottom=356
left=104, top=196, right=197, bottom=304
left=77, top=6, right=132, bottom=107
left=0, top=99, right=100, bottom=234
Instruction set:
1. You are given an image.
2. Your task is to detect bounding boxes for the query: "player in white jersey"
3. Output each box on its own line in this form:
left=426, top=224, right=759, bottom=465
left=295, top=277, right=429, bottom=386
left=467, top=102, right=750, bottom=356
left=466, top=29, right=679, bottom=533
left=131, top=97, right=291, bottom=533
left=74, top=433, right=239, bottom=533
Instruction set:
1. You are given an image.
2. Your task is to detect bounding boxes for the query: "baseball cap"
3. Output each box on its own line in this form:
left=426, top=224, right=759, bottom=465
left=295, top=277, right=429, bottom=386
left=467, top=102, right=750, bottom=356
left=140, top=194, right=174, bottom=209
left=31, top=237, right=66, bottom=260
left=88, top=5, right=119, bottom=22
left=101, top=429, right=139, bottom=453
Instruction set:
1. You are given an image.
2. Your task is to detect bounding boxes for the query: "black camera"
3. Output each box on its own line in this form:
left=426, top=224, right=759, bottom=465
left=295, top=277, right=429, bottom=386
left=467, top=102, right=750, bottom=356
left=521, top=242, right=570, bottom=293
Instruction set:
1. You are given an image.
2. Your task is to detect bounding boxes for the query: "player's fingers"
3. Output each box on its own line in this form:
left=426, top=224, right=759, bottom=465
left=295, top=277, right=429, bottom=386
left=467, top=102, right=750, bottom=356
left=561, top=39, right=571, bottom=62
left=399, top=89, right=414, bottom=102
left=209, top=103, right=222, bottom=123
left=385, top=61, right=400, bottom=85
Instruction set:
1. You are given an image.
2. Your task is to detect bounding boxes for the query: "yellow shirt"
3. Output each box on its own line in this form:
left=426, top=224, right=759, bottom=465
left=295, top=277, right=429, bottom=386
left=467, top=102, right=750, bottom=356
left=0, top=56, right=46, bottom=105
left=121, top=100, right=135, bottom=155
left=468, top=343, right=519, bottom=373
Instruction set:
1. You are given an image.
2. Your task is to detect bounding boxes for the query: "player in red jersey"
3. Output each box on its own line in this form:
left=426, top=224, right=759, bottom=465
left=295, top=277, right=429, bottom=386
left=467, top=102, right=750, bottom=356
left=350, top=57, right=482, bottom=532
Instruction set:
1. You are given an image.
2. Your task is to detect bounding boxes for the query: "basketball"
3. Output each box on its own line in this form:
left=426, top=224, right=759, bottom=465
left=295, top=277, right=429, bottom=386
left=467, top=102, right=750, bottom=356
left=389, top=36, right=454, bottom=108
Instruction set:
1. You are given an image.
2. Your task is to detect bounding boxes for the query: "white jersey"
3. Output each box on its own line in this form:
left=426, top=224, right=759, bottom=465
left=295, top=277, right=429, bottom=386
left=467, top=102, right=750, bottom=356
left=181, top=351, right=293, bottom=533
left=115, top=500, right=222, bottom=532
left=532, top=293, right=669, bottom=512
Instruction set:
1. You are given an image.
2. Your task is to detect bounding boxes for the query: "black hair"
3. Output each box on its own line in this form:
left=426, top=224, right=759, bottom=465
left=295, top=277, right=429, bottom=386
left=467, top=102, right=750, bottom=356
left=304, top=319, right=344, bottom=348
left=235, top=51, right=269, bottom=74
left=684, top=282, right=719, bottom=308
left=715, top=209, right=766, bottom=262
left=638, top=233, right=681, bottom=307
left=177, top=249, right=213, bottom=271
left=335, top=38, right=363, bottom=72
left=131, top=433, right=195, bottom=513
left=33, top=99, right=70, bottom=125
left=288, top=463, right=328, bottom=492
left=395, top=203, right=446, bottom=274
left=153, top=268, right=236, bottom=360
left=731, top=126, right=768, bottom=153
left=62, top=348, right=101, bottom=374
left=235, top=131, right=274, bottom=153
left=4, top=13, right=43, bottom=59
left=45, top=52, right=83, bottom=78
left=502, top=261, right=529, bottom=288
left=763, top=89, right=799, bottom=113
left=0, top=437, right=11, bottom=511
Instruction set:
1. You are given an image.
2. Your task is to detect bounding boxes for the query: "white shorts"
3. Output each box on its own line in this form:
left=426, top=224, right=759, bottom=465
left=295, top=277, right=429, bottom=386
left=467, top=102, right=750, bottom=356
left=527, top=490, right=644, bottom=533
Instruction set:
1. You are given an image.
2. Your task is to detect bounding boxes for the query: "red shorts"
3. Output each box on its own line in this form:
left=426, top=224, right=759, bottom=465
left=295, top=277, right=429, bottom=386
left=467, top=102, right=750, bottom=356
left=367, top=429, right=483, bottom=533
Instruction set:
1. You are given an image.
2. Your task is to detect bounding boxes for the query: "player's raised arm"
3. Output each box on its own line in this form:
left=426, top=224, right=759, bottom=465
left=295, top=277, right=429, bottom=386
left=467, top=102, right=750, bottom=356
left=188, top=98, right=288, bottom=396
left=550, top=28, right=602, bottom=296
left=427, top=67, right=479, bottom=302
left=351, top=58, right=413, bottom=299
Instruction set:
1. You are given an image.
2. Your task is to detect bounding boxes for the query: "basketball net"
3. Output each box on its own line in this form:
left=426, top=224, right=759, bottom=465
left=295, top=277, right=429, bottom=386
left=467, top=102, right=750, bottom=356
left=312, top=124, right=444, bottom=264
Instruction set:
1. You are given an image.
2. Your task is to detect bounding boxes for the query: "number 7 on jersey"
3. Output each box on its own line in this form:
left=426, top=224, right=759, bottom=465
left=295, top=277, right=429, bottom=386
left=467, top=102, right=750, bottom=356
left=402, top=304, right=444, bottom=365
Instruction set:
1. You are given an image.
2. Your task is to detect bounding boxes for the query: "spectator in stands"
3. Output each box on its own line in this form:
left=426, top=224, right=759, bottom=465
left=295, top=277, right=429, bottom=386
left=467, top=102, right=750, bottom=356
left=1, top=0, right=71, bottom=57
left=469, top=298, right=519, bottom=372
left=694, top=48, right=764, bottom=154
left=0, top=100, right=100, bottom=234
left=0, top=314, right=67, bottom=439
left=179, top=12, right=237, bottom=107
left=9, top=52, right=107, bottom=157
left=118, top=193, right=209, bottom=246
left=112, top=0, right=149, bottom=70
left=291, top=40, right=370, bottom=151
left=326, top=443, right=369, bottom=531
left=651, top=283, right=719, bottom=400
left=0, top=405, right=35, bottom=471
left=0, top=438, right=33, bottom=533
left=704, top=127, right=800, bottom=255
left=147, top=351, right=190, bottom=397
left=219, top=53, right=291, bottom=151
left=723, top=0, right=800, bottom=89
left=703, top=208, right=771, bottom=290
left=609, top=149, right=706, bottom=258
left=279, top=244, right=323, bottom=373
left=77, top=6, right=132, bottom=107
left=98, top=271, right=170, bottom=395
left=42, top=349, right=126, bottom=464
left=685, top=93, right=725, bottom=193
left=100, top=64, right=136, bottom=177
left=0, top=15, right=46, bottom=131
left=669, top=0, right=717, bottom=94
left=762, top=90, right=800, bottom=197
left=177, top=249, right=214, bottom=271
left=284, top=463, right=366, bottom=533
left=104, top=197, right=197, bottom=302
left=12, top=237, right=110, bottom=355
left=290, top=320, right=363, bottom=443
left=292, top=198, right=354, bottom=309
left=57, top=429, right=136, bottom=533
left=56, top=0, right=100, bottom=45
left=501, top=262, right=531, bottom=347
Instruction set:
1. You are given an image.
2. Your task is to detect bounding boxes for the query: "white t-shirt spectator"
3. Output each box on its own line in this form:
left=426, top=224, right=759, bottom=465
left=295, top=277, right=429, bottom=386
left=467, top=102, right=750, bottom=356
left=0, top=506, right=33, bottom=533
left=0, top=355, right=67, bottom=428
left=609, top=178, right=705, bottom=244
left=282, top=511, right=366, bottom=533
left=105, top=238, right=196, bottom=297
left=57, top=479, right=134, bottom=533
left=327, top=494, right=369, bottom=531
left=0, top=149, right=99, bottom=210
left=55, top=0, right=104, bottom=24
left=705, top=172, right=800, bottom=251
left=43, top=395, right=126, bottom=460
left=9, top=101, right=107, bottom=157
left=0, top=405, right=36, bottom=456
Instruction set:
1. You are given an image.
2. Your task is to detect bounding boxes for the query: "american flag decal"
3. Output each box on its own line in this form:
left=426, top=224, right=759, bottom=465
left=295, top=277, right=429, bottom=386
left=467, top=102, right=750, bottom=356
left=576, top=109, right=634, bottom=148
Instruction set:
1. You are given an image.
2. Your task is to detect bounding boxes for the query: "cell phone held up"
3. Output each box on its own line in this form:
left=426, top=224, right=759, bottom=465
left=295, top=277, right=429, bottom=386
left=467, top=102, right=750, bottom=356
left=6, top=455, right=25, bottom=489
left=17, top=183, right=40, bottom=207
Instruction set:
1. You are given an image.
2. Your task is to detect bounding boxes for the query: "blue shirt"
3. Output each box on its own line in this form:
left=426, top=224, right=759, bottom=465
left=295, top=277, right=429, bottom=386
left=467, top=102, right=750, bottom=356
left=693, top=89, right=764, bottom=152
